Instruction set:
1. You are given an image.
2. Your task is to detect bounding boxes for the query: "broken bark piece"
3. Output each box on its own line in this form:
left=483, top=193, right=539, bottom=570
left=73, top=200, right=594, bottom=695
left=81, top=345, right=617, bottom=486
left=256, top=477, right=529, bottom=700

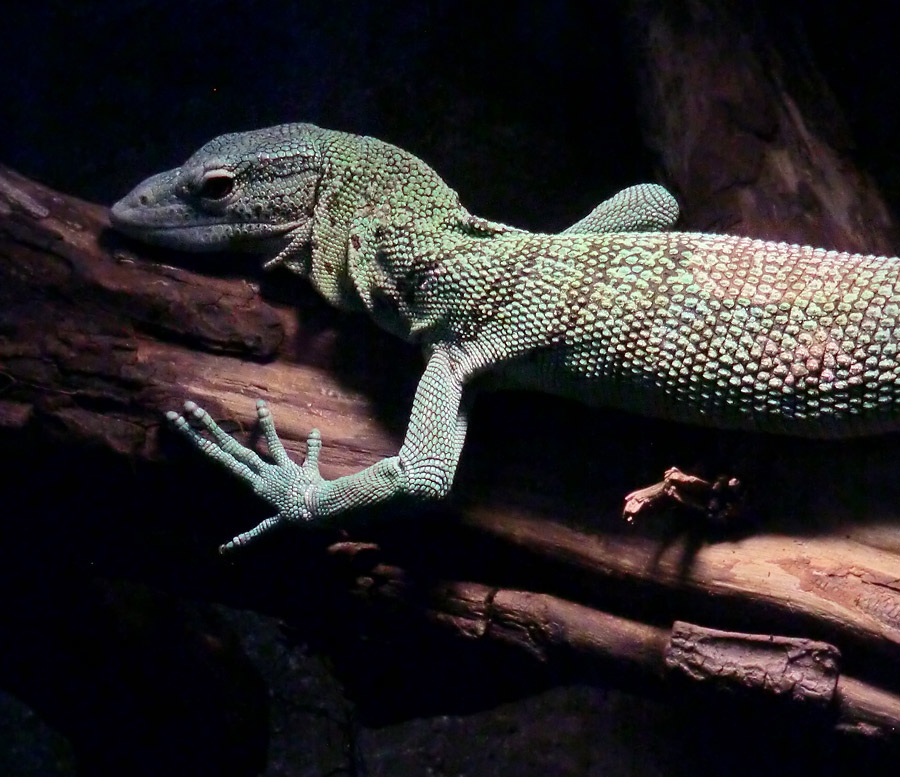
left=623, top=467, right=742, bottom=524
left=665, top=620, right=840, bottom=705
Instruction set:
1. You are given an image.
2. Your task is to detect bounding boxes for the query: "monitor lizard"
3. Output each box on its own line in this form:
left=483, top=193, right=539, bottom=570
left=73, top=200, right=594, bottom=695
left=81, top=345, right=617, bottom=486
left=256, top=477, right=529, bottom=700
left=111, top=123, right=900, bottom=551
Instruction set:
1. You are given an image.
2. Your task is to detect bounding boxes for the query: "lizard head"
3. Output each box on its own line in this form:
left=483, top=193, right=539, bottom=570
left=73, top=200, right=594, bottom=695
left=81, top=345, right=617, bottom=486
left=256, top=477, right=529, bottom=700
left=111, top=123, right=467, bottom=326
left=110, top=123, right=332, bottom=256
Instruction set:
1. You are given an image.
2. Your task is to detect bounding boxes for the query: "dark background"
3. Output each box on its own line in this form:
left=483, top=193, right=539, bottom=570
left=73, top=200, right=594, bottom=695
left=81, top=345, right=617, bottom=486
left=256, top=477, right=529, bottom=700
left=4, top=2, right=899, bottom=230
left=2, top=2, right=900, bottom=776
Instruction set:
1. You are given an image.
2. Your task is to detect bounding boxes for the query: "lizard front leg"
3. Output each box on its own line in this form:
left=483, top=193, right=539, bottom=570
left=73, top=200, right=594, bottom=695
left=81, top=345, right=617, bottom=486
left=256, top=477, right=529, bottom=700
left=167, top=347, right=468, bottom=552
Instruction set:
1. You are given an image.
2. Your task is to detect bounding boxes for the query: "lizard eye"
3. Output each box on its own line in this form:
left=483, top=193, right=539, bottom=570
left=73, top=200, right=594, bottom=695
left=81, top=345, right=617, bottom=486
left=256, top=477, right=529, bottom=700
left=196, top=172, right=235, bottom=201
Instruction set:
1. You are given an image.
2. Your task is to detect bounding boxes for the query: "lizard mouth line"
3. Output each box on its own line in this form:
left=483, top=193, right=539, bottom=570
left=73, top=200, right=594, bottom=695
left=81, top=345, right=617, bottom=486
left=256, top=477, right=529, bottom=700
left=111, top=215, right=304, bottom=235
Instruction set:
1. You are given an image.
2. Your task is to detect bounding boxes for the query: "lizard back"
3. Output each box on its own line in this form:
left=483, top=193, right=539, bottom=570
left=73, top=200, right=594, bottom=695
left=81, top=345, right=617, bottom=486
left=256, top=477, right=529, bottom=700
left=444, top=230, right=900, bottom=438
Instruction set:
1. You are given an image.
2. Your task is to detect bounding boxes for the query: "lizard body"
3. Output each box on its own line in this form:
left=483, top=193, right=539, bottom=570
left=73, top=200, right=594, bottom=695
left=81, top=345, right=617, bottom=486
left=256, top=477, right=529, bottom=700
left=111, top=123, right=900, bottom=549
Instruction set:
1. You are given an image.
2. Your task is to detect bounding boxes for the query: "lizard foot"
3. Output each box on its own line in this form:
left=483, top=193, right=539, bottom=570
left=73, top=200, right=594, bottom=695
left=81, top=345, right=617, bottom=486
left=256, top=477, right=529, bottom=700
left=623, top=467, right=741, bottom=526
left=166, top=399, right=326, bottom=552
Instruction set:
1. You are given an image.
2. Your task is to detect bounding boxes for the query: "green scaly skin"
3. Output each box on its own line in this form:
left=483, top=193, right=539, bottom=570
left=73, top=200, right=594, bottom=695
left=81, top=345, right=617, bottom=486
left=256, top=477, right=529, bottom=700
left=111, top=123, right=899, bottom=550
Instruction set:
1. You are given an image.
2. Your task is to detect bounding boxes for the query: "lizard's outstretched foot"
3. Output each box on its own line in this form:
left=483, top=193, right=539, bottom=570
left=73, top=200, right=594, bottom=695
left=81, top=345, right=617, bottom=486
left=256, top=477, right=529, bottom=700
left=623, top=467, right=741, bottom=526
left=166, top=399, right=326, bottom=552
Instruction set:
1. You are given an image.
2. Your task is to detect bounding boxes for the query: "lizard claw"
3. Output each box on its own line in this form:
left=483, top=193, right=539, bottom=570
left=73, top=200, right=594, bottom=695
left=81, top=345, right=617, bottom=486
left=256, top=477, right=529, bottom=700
left=166, top=400, right=327, bottom=551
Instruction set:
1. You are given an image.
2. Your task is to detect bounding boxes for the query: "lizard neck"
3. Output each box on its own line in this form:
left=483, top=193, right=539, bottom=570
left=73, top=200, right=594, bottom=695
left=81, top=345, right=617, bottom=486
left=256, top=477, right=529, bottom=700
left=274, top=130, right=530, bottom=345
left=279, top=133, right=478, bottom=337
left=275, top=130, right=370, bottom=307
